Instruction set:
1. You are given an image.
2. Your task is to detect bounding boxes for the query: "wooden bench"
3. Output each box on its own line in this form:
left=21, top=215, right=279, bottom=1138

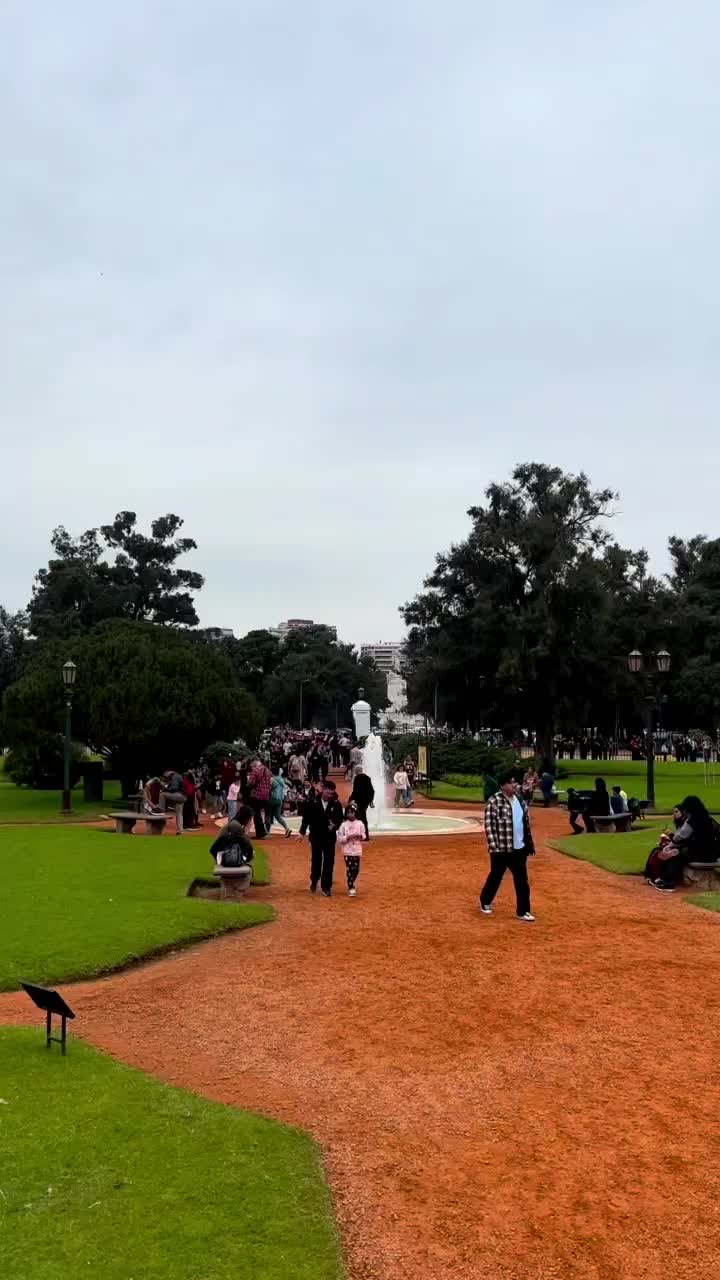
left=110, top=811, right=167, bottom=836
left=213, top=865, right=252, bottom=899
left=591, top=814, right=633, bottom=834
left=684, top=861, right=720, bottom=892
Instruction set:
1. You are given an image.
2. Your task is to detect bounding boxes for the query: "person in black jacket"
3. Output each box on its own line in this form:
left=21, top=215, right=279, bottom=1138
left=209, top=806, right=254, bottom=867
left=350, top=767, right=375, bottom=840
left=300, top=781, right=344, bottom=896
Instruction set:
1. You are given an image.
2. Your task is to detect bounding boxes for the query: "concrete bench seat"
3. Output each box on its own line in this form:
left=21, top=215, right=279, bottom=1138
left=684, top=861, right=720, bottom=891
left=591, top=814, right=633, bottom=834
left=110, top=811, right=167, bottom=836
left=213, top=864, right=253, bottom=899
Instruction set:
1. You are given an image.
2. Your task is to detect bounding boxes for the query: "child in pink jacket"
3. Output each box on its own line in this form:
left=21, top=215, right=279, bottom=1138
left=337, top=801, right=367, bottom=897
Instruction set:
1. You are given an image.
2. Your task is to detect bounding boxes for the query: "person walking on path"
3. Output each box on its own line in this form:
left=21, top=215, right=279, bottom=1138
left=350, top=767, right=375, bottom=840
left=479, top=772, right=536, bottom=921
left=246, top=757, right=272, bottom=839
left=300, top=780, right=344, bottom=896
left=226, top=775, right=241, bottom=822
left=266, top=765, right=292, bottom=838
left=337, top=801, right=367, bottom=897
left=393, top=765, right=411, bottom=809
left=160, top=768, right=186, bottom=835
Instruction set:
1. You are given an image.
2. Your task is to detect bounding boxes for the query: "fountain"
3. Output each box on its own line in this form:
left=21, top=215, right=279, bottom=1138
left=361, top=731, right=388, bottom=831
left=345, top=689, right=477, bottom=837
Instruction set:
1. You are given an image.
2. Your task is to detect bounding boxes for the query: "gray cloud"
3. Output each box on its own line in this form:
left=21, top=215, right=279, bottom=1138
left=2, top=1, right=719, bottom=641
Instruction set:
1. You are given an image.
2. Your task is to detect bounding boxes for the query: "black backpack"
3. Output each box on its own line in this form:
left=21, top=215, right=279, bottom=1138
left=219, top=840, right=253, bottom=869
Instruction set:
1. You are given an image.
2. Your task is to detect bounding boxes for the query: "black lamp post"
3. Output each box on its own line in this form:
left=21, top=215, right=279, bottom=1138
left=627, top=649, right=671, bottom=809
left=61, top=660, right=77, bottom=814
left=299, top=678, right=308, bottom=730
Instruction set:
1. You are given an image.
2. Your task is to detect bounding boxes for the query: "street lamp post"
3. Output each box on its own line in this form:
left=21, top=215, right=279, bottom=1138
left=299, top=678, right=308, bottom=730
left=627, top=649, right=671, bottom=809
left=61, top=660, right=77, bottom=815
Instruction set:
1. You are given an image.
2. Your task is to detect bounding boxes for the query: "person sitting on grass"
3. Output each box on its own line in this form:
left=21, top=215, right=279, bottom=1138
left=209, top=804, right=255, bottom=869
left=645, top=796, right=720, bottom=892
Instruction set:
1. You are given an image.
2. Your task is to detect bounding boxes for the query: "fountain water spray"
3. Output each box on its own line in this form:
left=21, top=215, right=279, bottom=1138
left=361, top=732, right=387, bottom=830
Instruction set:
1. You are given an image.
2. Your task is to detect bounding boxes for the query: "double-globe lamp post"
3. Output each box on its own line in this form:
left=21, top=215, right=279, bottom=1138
left=627, top=648, right=671, bottom=810
left=61, top=660, right=77, bottom=815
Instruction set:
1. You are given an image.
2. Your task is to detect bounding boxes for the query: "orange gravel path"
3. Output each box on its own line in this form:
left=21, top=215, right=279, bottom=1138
left=3, top=811, right=720, bottom=1279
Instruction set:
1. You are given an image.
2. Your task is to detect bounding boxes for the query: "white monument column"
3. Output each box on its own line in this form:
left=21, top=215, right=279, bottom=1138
left=351, top=688, right=371, bottom=740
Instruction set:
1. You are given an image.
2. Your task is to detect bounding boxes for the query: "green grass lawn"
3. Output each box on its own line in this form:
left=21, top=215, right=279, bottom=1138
left=0, top=1028, right=344, bottom=1280
left=0, top=826, right=272, bottom=992
left=550, top=824, right=663, bottom=874
left=421, top=759, right=720, bottom=812
left=0, top=778, right=123, bottom=823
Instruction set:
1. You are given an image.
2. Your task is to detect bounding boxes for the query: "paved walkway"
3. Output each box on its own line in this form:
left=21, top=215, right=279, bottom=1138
left=3, top=812, right=720, bottom=1279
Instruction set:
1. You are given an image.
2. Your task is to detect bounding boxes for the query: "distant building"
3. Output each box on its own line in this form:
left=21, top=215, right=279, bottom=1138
left=360, top=642, right=403, bottom=674
left=204, top=627, right=234, bottom=640
left=273, top=619, right=337, bottom=641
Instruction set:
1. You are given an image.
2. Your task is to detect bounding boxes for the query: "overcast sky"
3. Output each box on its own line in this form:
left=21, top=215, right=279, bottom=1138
left=3, top=1, right=719, bottom=644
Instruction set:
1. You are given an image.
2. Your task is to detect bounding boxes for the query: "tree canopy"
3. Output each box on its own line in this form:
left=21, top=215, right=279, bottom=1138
left=29, top=513, right=203, bottom=639
left=402, top=463, right=669, bottom=751
left=261, top=627, right=388, bottom=728
left=1, top=621, right=262, bottom=789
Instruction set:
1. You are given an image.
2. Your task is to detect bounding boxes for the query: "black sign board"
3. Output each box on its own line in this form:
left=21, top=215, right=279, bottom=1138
left=21, top=983, right=76, bottom=1055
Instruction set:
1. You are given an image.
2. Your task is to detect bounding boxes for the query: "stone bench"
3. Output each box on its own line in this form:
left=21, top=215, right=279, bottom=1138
left=110, top=811, right=167, bottom=836
left=213, top=865, right=253, bottom=900
left=591, top=814, right=633, bottom=834
left=684, top=861, right=720, bottom=892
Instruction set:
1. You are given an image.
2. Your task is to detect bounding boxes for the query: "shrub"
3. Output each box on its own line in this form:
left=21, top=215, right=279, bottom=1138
left=428, top=742, right=514, bottom=780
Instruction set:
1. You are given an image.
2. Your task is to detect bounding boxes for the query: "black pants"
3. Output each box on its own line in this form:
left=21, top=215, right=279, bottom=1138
left=480, top=850, right=531, bottom=916
left=344, top=856, right=361, bottom=889
left=251, top=799, right=267, bottom=839
left=569, top=811, right=584, bottom=834
left=310, top=838, right=336, bottom=893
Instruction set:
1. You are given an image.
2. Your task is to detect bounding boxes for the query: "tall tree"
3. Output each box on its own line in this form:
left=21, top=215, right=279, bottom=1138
left=262, top=629, right=388, bottom=728
left=1, top=620, right=262, bottom=792
left=402, top=463, right=659, bottom=754
left=0, top=607, right=29, bottom=702
left=198, top=628, right=282, bottom=698
left=29, top=513, right=203, bottom=639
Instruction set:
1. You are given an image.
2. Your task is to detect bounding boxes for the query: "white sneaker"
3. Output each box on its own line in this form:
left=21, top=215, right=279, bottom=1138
left=479, top=903, right=493, bottom=915
left=517, top=912, right=535, bottom=922
left=349, top=888, right=357, bottom=897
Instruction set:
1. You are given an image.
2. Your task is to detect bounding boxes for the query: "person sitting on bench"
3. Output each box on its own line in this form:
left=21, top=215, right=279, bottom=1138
left=610, top=786, right=628, bottom=815
left=210, top=805, right=254, bottom=868
left=566, top=788, right=585, bottom=835
left=646, top=796, right=720, bottom=892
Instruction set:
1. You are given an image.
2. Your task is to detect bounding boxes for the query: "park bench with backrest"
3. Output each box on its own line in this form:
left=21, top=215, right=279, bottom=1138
left=110, top=811, right=167, bottom=836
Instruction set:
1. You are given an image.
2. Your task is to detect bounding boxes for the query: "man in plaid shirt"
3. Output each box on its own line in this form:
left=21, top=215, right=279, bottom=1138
left=480, top=770, right=536, bottom=921
left=247, top=757, right=271, bottom=839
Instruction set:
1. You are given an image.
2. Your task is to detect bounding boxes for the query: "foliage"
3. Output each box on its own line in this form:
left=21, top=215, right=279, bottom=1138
left=262, top=629, right=388, bottom=729
left=201, top=739, right=250, bottom=774
left=427, top=742, right=514, bottom=780
left=1, top=620, right=263, bottom=787
left=0, top=606, right=29, bottom=701
left=28, top=512, right=204, bottom=638
left=402, top=463, right=666, bottom=754
left=204, top=628, right=282, bottom=698
left=2, top=1028, right=345, bottom=1280
left=0, top=825, right=270, bottom=991
left=4, top=739, right=84, bottom=789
